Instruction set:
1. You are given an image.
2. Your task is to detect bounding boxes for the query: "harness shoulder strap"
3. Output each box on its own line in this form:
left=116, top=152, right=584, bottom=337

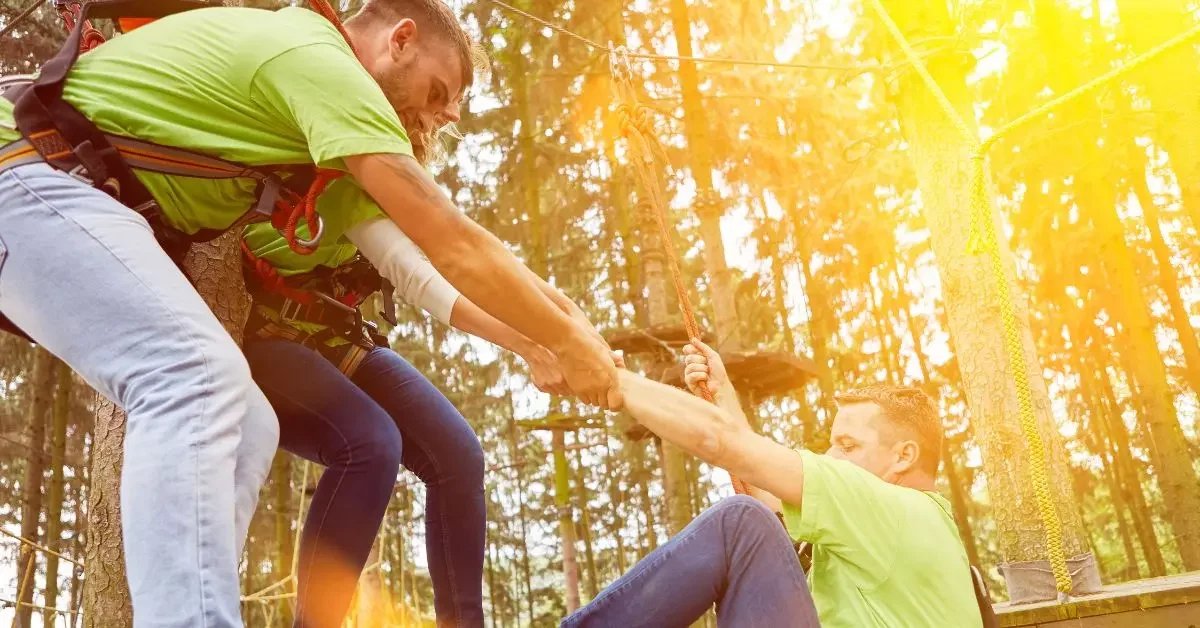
left=11, top=1, right=217, bottom=211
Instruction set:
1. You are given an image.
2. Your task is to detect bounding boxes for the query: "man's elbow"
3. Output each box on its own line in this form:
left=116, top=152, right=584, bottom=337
left=419, top=220, right=479, bottom=278
left=695, top=414, right=751, bottom=471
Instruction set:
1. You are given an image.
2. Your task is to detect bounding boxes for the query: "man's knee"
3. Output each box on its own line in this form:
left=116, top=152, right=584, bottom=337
left=710, top=495, right=789, bottom=538
left=124, top=333, right=255, bottom=418
left=714, top=495, right=777, bottom=520
left=242, top=386, right=281, bottom=463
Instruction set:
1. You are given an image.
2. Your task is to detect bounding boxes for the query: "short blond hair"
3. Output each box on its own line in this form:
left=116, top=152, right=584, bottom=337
left=836, top=385, right=942, bottom=475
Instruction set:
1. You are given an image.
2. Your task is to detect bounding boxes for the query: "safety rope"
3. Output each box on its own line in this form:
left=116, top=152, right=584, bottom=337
left=239, top=240, right=315, bottom=305
left=286, top=0, right=354, bottom=255
left=54, top=1, right=104, bottom=51
left=866, top=0, right=1200, bottom=598
left=610, top=48, right=749, bottom=496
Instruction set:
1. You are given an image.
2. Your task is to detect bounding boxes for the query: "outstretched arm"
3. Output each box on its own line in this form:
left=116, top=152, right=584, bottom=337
left=616, top=369, right=806, bottom=506
left=346, top=216, right=568, bottom=395
left=681, top=341, right=788, bottom=512
left=346, top=153, right=612, bottom=406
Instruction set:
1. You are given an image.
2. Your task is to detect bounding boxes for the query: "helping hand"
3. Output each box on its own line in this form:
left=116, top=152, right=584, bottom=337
left=556, top=331, right=621, bottom=409
left=682, top=338, right=729, bottom=397
left=522, top=346, right=570, bottom=397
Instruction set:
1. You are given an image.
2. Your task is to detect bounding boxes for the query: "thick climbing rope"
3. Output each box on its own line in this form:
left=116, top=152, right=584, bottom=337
left=866, top=0, right=1200, bottom=598
left=609, top=48, right=750, bottom=496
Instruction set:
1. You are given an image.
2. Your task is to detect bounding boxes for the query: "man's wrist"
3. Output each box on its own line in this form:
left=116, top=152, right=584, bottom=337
left=548, top=320, right=590, bottom=356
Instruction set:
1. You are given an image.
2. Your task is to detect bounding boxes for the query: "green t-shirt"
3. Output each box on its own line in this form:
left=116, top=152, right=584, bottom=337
left=242, top=177, right=377, bottom=277
left=783, top=451, right=982, bottom=628
left=0, top=6, right=411, bottom=234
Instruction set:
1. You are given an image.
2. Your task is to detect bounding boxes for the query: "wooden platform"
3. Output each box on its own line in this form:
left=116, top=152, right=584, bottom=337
left=994, top=572, right=1200, bottom=627
left=605, top=323, right=714, bottom=355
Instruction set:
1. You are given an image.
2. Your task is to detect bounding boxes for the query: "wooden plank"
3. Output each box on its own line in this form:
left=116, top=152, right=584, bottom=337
left=996, top=572, right=1200, bottom=627
left=999, top=602, right=1198, bottom=627
left=605, top=324, right=714, bottom=354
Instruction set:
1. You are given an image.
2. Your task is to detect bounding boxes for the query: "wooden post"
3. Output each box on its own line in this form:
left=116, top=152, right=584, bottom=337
left=43, top=362, right=72, bottom=627
left=17, top=348, right=56, bottom=628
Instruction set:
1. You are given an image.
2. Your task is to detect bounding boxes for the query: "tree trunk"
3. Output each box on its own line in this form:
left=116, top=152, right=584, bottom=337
left=666, top=0, right=741, bottom=352
left=896, top=262, right=982, bottom=568
left=634, top=188, right=693, bottom=539
left=82, top=395, right=132, bottom=628
left=271, top=453, right=294, bottom=625
left=43, top=361, right=73, bottom=626
left=1091, top=349, right=1168, bottom=577
left=553, top=429, right=581, bottom=613
left=941, top=438, right=982, bottom=570
left=356, top=541, right=383, bottom=628
left=242, top=519, right=262, bottom=627
left=573, top=453, right=599, bottom=601
left=1071, top=342, right=1143, bottom=581
left=866, top=276, right=901, bottom=382
left=18, top=348, right=56, bottom=628
left=69, top=467, right=87, bottom=628
left=504, top=398, right=534, bottom=625
left=603, top=434, right=628, bottom=578
left=880, top=0, right=1090, bottom=583
left=772, top=251, right=816, bottom=446
left=83, top=231, right=252, bottom=627
left=633, top=442, right=658, bottom=556
left=485, top=536, right=500, bottom=628
left=1114, top=0, right=1200, bottom=230
left=395, top=500, right=408, bottom=626
left=1099, top=435, right=1141, bottom=581
left=1130, top=174, right=1200, bottom=396
left=1086, top=170, right=1200, bottom=569
left=795, top=253, right=837, bottom=430
left=658, top=437, right=692, bottom=536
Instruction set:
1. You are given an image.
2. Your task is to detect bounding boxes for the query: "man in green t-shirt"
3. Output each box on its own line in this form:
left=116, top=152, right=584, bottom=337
left=0, top=2, right=615, bottom=626
left=564, top=341, right=983, bottom=627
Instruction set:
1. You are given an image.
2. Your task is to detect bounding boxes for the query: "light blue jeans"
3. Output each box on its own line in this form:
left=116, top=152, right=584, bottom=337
left=0, top=164, right=278, bottom=627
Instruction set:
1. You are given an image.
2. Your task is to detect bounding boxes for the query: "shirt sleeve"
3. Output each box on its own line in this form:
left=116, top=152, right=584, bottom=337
left=782, top=451, right=912, bottom=583
left=345, top=216, right=460, bottom=323
left=248, top=42, right=413, bottom=169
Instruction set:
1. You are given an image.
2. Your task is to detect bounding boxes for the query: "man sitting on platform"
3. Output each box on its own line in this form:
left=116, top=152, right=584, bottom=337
left=563, top=340, right=984, bottom=628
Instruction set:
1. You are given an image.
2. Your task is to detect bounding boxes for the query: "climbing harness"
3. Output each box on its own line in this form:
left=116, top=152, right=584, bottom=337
left=608, top=46, right=750, bottom=496
left=865, top=0, right=1200, bottom=598
left=0, top=0, right=362, bottom=342
left=241, top=249, right=389, bottom=378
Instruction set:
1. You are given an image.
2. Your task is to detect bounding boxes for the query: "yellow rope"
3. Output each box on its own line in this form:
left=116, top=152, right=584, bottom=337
left=867, top=0, right=1200, bottom=597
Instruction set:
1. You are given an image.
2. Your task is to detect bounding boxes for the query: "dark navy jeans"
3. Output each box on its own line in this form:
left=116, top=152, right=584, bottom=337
left=245, top=339, right=485, bottom=628
left=561, top=495, right=820, bottom=628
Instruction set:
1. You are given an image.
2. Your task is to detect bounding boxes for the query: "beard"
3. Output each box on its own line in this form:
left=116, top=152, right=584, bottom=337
left=376, top=57, right=440, bottom=165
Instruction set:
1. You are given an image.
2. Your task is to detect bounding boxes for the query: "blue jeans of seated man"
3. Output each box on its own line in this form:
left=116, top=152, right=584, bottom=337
left=562, top=495, right=820, bottom=628
left=243, top=339, right=486, bottom=628
left=0, top=164, right=279, bottom=628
